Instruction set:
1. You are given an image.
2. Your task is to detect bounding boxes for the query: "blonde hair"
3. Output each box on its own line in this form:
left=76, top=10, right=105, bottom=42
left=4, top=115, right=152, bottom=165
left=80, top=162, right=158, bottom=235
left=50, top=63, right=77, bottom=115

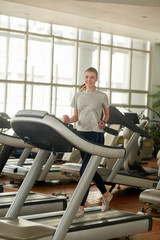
left=78, top=83, right=86, bottom=92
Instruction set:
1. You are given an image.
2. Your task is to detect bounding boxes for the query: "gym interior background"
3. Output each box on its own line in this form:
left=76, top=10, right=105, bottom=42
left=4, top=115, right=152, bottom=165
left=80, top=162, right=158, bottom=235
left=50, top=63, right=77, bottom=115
left=0, top=2, right=160, bottom=119
left=0, top=2, right=160, bottom=239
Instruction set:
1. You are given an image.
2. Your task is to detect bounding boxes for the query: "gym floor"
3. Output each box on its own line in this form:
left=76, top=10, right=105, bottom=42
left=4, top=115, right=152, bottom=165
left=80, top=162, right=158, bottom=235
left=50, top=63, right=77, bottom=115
left=2, top=157, right=160, bottom=240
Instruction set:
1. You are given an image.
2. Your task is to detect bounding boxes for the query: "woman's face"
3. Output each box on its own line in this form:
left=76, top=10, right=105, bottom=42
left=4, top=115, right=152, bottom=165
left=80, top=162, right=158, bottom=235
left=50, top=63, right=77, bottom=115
left=84, top=71, right=97, bottom=90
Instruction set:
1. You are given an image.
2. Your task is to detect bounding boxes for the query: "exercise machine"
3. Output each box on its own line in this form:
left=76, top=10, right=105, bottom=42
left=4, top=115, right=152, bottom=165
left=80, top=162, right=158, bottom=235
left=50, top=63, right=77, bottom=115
left=61, top=108, right=159, bottom=189
left=0, top=129, right=75, bottom=182
left=1, top=111, right=119, bottom=183
left=139, top=150, right=160, bottom=211
left=0, top=131, right=67, bottom=215
left=0, top=110, right=152, bottom=240
left=0, top=191, right=67, bottom=217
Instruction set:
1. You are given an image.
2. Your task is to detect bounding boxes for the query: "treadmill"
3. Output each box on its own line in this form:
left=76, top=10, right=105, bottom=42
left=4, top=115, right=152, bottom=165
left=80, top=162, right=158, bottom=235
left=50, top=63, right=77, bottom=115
left=0, top=191, right=67, bottom=217
left=0, top=110, right=152, bottom=240
left=0, top=114, right=37, bottom=178
left=0, top=114, right=73, bottom=184
left=0, top=107, right=121, bottom=184
left=0, top=112, right=10, bottom=130
left=0, top=124, right=67, bottom=216
left=1, top=129, right=75, bottom=183
left=139, top=150, right=160, bottom=211
left=60, top=108, right=159, bottom=189
left=1, top=147, right=72, bottom=183
left=2, top=106, right=155, bottom=186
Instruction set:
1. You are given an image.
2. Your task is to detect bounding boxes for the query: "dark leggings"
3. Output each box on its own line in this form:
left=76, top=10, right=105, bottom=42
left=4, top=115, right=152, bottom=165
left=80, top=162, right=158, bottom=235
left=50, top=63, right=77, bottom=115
left=77, top=131, right=107, bottom=206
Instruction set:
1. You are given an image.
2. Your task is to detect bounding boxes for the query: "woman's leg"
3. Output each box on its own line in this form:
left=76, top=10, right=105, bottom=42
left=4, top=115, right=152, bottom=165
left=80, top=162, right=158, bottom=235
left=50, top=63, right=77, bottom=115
left=79, top=152, right=91, bottom=206
left=91, top=132, right=108, bottom=195
left=93, top=172, right=107, bottom=195
left=76, top=131, right=112, bottom=217
left=77, top=131, right=93, bottom=210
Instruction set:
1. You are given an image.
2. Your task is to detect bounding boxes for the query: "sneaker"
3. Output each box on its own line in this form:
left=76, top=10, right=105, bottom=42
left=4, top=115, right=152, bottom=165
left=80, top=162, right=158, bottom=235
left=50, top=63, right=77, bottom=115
left=75, top=209, right=84, bottom=218
left=101, top=193, right=113, bottom=212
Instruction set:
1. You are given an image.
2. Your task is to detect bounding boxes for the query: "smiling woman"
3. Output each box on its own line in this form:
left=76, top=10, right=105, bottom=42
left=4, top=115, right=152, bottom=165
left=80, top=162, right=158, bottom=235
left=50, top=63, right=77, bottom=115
left=62, top=67, right=111, bottom=218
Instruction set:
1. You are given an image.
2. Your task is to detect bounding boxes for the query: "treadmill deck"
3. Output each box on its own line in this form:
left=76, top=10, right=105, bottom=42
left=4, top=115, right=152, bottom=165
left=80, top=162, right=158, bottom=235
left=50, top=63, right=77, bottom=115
left=0, top=192, right=67, bottom=216
left=0, top=207, right=152, bottom=240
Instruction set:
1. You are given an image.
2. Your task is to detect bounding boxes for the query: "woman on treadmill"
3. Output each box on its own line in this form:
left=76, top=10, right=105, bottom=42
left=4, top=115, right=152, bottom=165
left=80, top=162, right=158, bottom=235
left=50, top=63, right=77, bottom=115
left=63, top=67, right=113, bottom=218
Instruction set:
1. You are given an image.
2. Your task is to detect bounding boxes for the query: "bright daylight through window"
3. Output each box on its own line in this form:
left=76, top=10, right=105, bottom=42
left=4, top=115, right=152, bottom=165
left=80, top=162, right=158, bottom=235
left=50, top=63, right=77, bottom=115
left=0, top=15, right=150, bottom=118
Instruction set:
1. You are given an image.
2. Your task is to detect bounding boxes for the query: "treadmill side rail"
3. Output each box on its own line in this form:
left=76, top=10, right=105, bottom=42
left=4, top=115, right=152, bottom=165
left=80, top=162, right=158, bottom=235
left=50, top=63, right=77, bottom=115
left=0, top=210, right=152, bottom=240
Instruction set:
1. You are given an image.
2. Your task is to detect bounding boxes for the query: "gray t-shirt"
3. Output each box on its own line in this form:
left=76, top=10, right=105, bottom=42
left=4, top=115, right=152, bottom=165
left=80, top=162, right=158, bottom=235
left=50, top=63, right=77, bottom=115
left=71, top=90, right=109, bottom=132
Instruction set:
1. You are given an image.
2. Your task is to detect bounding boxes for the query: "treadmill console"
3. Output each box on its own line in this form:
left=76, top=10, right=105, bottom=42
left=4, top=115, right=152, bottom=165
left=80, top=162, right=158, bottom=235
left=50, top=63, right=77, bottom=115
left=124, top=112, right=139, bottom=124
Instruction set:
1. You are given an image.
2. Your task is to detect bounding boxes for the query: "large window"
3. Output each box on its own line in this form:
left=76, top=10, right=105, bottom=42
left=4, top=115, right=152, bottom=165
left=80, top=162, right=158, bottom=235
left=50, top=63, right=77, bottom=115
left=0, top=31, right=26, bottom=81
left=53, top=39, right=76, bottom=85
left=0, top=15, right=151, bottom=118
left=99, top=46, right=110, bottom=88
left=111, top=49, right=130, bottom=89
left=6, top=83, right=24, bottom=117
left=54, top=87, right=75, bottom=118
left=111, top=91, right=129, bottom=105
left=131, top=51, right=149, bottom=91
left=26, top=85, right=50, bottom=112
left=27, top=36, right=52, bottom=83
left=0, top=83, right=5, bottom=112
left=77, top=43, right=98, bottom=85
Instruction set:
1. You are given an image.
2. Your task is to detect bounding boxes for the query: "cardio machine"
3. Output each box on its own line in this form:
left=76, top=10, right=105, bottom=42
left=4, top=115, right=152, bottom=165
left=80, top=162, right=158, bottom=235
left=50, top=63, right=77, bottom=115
left=61, top=107, right=159, bottom=189
left=139, top=150, right=160, bottom=212
left=0, top=114, right=67, bottom=216
left=0, top=110, right=152, bottom=240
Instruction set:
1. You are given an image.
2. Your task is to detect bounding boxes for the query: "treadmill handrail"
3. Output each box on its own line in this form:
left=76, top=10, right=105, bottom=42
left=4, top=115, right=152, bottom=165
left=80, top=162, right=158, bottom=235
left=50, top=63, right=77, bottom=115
left=0, top=132, right=31, bottom=148
left=11, top=111, right=126, bottom=159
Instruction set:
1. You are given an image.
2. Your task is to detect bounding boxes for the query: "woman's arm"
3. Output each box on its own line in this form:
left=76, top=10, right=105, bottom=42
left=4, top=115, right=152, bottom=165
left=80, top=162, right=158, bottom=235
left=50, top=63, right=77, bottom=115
left=99, top=107, right=109, bottom=129
left=63, top=108, right=78, bottom=124
left=103, top=107, right=109, bottom=123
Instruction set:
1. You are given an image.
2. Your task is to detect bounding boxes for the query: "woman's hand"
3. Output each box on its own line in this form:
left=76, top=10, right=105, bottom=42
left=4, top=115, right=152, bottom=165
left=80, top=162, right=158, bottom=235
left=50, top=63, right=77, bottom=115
left=63, top=115, right=70, bottom=124
left=99, top=120, right=106, bottom=129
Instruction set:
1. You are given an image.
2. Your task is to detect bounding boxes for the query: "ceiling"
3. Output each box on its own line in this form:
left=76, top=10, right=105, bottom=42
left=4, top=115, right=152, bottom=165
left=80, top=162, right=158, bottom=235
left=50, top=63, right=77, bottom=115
left=1, top=0, right=160, bottom=43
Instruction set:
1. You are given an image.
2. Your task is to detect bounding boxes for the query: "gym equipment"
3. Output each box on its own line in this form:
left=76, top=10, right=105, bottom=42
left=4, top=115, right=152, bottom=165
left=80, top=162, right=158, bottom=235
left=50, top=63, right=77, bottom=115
left=0, top=128, right=67, bottom=216
left=61, top=108, right=159, bottom=189
left=0, top=191, right=67, bottom=217
left=1, top=107, right=120, bottom=183
left=0, top=110, right=152, bottom=240
left=139, top=150, right=160, bottom=211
